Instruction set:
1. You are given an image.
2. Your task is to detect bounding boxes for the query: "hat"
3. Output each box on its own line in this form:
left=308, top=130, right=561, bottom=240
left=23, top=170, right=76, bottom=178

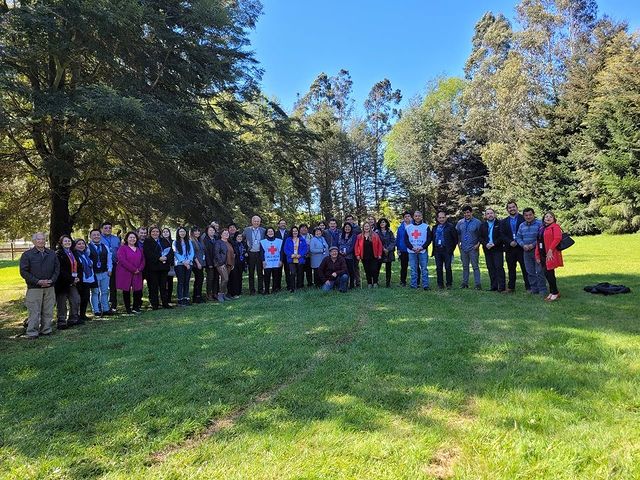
left=329, top=246, right=339, bottom=252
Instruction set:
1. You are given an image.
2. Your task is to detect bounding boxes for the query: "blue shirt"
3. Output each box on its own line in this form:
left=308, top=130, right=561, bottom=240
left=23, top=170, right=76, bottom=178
left=516, top=219, right=542, bottom=248
left=456, top=217, right=481, bottom=252
left=487, top=220, right=495, bottom=244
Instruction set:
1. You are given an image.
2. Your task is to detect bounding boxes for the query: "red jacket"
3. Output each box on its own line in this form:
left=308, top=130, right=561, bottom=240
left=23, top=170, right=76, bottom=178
left=354, top=233, right=383, bottom=259
left=535, top=222, right=564, bottom=270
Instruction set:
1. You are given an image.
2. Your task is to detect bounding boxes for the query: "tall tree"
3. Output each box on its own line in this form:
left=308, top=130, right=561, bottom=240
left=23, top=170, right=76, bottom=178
left=0, top=0, right=263, bottom=243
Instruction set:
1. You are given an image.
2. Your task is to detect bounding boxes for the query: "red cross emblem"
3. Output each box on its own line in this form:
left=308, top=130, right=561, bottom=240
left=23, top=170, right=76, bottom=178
left=411, top=229, right=421, bottom=239
left=268, top=245, right=277, bottom=255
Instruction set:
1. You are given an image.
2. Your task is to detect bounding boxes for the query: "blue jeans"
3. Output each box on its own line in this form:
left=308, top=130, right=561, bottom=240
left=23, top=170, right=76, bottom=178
left=175, top=264, right=192, bottom=300
left=321, top=273, right=349, bottom=292
left=523, top=249, right=547, bottom=295
left=408, top=251, right=429, bottom=288
left=91, top=271, right=110, bottom=313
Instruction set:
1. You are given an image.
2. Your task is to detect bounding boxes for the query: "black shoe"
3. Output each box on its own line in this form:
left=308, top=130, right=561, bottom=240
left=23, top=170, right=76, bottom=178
left=162, top=304, right=173, bottom=309
left=57, top=323, right=68, bottom=330
left=132, top=309, right=142, bottom=314
left=475, top=285, right=482, bottom=290
left=460, top=284, right=469, bottom=289
left=423, top=287, right=431, bottom=291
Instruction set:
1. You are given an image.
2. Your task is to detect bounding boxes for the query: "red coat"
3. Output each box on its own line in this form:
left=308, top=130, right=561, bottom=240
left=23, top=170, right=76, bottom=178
left=535, top=222, right=564, bottom=270
left=116, top=245, right=146, bottom=291
left=354, top=233, right=383, bottom=259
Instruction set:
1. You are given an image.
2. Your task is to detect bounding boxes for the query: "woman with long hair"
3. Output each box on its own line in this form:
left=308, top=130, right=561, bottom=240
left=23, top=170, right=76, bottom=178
left=228, top=232, right=247, bottom=298
left=173, top=226, right=194, bottom=306
left=283, top=225, right=308, bottom=292
left=309, top=226, right=329, bottom=287
left=354, top=221, right=383, bottom=288
left=190, top=226, right=206, bottom=303
left=214, top=229, right=236, bottom=302
left=339, top=222, right=357, bottom=289
left=202, top=225, right=220, bottom=301
left=162, top=227, right=175, bottom=304
left=74, top=238, right=95, bottom=323
left=116, top=231, right=146, bottom=314
left=55, top=235, right=83, bottom=328
left=377, top=218, right=396, bottom=288
left=536, top=212, right=564, bottom=302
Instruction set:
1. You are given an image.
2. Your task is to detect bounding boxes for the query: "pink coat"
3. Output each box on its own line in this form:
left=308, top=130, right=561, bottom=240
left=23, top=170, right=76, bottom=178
left=116, top=245, right=145, bottom=291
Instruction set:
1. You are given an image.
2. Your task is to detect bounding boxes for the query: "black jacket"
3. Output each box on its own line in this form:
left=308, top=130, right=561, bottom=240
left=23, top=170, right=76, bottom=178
left=202, top=235, right=218, bottom=268
left=500, top=214, right=525, bottom=251
left=55, top=249, right=83, bottom=294
left=143, top=237, right=173, bottom=272
left=431, top=222, right=459, bottom=256
left=479, top=220, right=504, bottom=252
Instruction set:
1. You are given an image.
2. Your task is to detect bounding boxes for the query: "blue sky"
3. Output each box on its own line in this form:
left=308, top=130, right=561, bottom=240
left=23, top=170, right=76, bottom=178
left=249, top=0, right=640, bottom=113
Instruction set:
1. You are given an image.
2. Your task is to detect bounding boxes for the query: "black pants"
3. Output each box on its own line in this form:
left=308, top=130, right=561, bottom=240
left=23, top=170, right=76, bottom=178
left=263, top=267, right=281, bottom=293
left=541, top=258, right=559, bottom=294
left=484, top=248, right=506, bottom=291
left=434, top=250, right=453, bottom=288
left=303, top=262, right=313, bottom=287
left=345, top=258, right=355, bottom=288
left=288, top=263, right=303, bottom=291
left=281, top=256, right=291, bottom=290
left=399, top=251, right=409, bottom=285
left=192, top=266, right=204, bottom=301
left=381, top=261, right=393, bottom=286
left=147, top=269, right=169, bottom=308
left=109, top=263, right=118, bottom=309
left=353, top=259, right=361, bottom=287
left=274, top=263, right=285, bottom=291
left=166, top=274, right=174, bottom=303
left=313, top=268, right=323, bottom=287
left=247, top=251, right=263, bottom=294
left=228, top=262, right=243, bottom=296
left=362, top=257, right=380, bottom=285
left=206, top=266, right=219, bottom=297
left=78, top=283, right=92, bottom=319
left=505, top=247, right=530, bottom=290
left=122, top=290, right=142, bottom=312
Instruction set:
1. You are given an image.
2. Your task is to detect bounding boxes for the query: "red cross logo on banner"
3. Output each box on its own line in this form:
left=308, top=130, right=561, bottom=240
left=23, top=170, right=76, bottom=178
left=268, top=245, right=277, bottom=255
left=411, top=229, right=421, bottom=239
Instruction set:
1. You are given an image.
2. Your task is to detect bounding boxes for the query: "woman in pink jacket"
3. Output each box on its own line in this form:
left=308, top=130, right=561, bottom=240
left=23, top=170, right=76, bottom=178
left=116, top=232, right=146, bottom=314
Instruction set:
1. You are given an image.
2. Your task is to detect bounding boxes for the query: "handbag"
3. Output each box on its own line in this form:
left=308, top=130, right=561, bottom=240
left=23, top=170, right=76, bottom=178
left=558, top=233, right=575, bottom=251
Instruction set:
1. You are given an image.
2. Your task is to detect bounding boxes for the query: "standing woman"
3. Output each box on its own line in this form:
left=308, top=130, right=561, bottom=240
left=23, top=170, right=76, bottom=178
left=202, top=225, right=220, bottom=301
left=55, top=235, right=83, bottom=329
left=354, top=221, right=383, bottom=288
left=173, top=226, right=195, bottom=306
left=74, top=238, right=95, bottom=323
left=116, top=232, right=146, bottom=314
left=377, top=218, right=396, bottom=287
left=214, top=229, right=236, bottom=302
left=143, top=226, right=173, bottom=310
left=309, top=227, right=329, bottom=287
left=535, top=212, right=564, bottom=302
left=339, top=223, right=357, bottom=289
left=283, top=226, right=308, bottom=292
left=260, top=227, right=283, bottom=294
left=162, top=228, right=175, bottom=304
left=190, top=227, right=206, bottom=303
left=228, top=232, right=247, bottom=298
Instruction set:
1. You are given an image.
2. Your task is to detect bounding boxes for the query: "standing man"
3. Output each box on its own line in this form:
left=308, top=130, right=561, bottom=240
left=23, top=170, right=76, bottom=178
left=137, top=227, right=148, bottom=248
left=431, top=211, right=458, bottom=289
left=479, top=208, right=506, bottom=292
left=500, top=200, right=530, bottom=293
left=396, top=211, right=413, bottom=287
left=344, top=214, right=362, bottom=287
left=19, top=233, right=60, bottom=339
left=456, top=205, right=482, bottom=290
left=274, top=219, right=289, bottom=292
left=326, top=218, right=341, bottom=248
left=243, top=215, right=266, bottom=295
left=404, top=210, right=431, bottom=290
left=517, top=208, right=547, bottom=297
left=101, top=221, right=121, bottom=313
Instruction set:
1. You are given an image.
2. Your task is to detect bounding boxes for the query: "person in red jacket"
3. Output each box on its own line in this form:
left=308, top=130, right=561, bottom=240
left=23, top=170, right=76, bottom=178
left=354, top=221, right=383, bottom=288
left=535, top=212, right=564, bottom=301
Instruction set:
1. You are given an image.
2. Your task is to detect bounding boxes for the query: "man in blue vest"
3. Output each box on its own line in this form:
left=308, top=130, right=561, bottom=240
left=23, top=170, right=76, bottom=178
left=89, top=228, right=113, bottom=316
left=404, top=210, right=431, bottom=290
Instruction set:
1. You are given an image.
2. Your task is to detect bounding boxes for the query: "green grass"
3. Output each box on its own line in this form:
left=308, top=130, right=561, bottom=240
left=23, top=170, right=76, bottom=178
left=1, top=235, right=639, bottom=479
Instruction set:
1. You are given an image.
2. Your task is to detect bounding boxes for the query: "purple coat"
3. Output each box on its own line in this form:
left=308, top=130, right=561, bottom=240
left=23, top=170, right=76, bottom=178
left=116, top=245, right=145, bottom=291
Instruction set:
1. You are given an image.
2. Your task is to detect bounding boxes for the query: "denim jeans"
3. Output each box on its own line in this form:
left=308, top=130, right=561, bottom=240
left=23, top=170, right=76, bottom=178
left=175, top=264, right=192, bottom=301
left=523, top=249, right=547, bottom=295
left=408, top=251, right=429, bottom=288
left=321, top=273, right=349, bottom=292
left=91, top=271, right=110, bottom=313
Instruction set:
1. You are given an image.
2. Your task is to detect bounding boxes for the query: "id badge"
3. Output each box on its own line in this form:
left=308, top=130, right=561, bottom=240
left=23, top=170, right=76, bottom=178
left=72, top=272, right=78, bottom=278
left=96, top=261, right=102, bottom=269
left=438, top=239, right=442, bottom=246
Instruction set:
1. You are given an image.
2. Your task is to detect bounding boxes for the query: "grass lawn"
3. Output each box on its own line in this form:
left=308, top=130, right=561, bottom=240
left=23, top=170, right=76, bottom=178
left=1, top=234, right=639, bottom=479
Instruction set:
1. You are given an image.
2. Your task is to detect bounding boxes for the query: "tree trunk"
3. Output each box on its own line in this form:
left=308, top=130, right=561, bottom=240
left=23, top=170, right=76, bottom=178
left=49, top=177, right=73, bottom=248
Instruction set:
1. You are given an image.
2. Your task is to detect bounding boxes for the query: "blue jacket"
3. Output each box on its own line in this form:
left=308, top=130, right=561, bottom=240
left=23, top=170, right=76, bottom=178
left=396, top=222, right=411, bottom=253
left=283, top=237, right=308, bottom=264
left=309, top=236, right=329, bottom=268
left=338, top=233, right=356, bottom=259
left=325, top=228, right=341, bottom=248
left=173, top=239, right=195, bottom=265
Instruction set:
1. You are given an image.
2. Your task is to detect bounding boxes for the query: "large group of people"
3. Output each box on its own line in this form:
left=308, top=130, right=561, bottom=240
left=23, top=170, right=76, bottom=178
left=18, top=201, right=565, bottom=339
